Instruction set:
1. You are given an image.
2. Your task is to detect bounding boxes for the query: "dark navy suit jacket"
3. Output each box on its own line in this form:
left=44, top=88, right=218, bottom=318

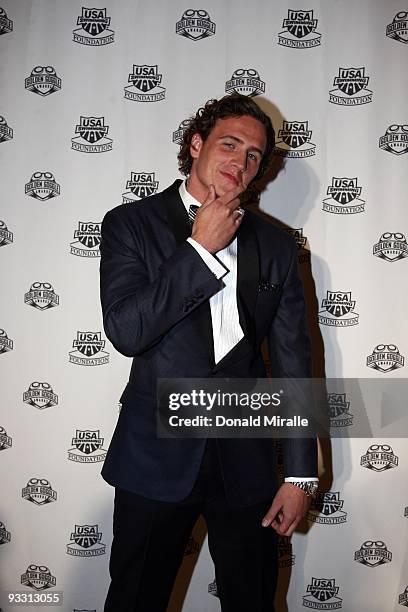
left=99, top=180, right=317, bottom=505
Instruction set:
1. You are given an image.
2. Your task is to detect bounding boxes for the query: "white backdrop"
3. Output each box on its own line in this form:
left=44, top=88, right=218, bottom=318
left=1, top=1, right=408, bottom=611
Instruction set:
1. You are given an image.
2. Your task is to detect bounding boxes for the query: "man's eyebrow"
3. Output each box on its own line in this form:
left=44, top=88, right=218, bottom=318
left=219, top=134, right=264, bottom=156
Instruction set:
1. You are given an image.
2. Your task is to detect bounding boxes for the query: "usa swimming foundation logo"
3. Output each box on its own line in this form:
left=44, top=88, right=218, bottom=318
left=68, top=430, right=107, bottom=463
left=323, top=177, right=365, bottom=214
left=0, top=220, right=13, bottom=246
left=23, top=382, right=58, bottom=410
left=329, top=67, right=372, bottom=105
left=208, top=578, right=219, bottom=598
left=303, top=578, right=342, bottom=609
left=122, top=172, right=159, bottom=203
left=0, top=116, right=13, bottom=142
left=367, top=344, right=404, bottom=372
left=373, top=232, right=408, bottom=262
left=386, top=11, right=408, bottom=44
left=328, top=393, right=353, bottom=428
left=278, top=9, right=321, bottom=48
left=21, top=564, right=56, bottom=590
left=69, top=331, right=109, bottom=365
left=172, top=119, right=190, bottom=145
left=25, top=172, right=60, bottom=201
left=274, top=121, right=316, bottom=157
left=0, top=7, right=13, bottom=34
left=318, top=291, right=359, bottom=326
left=399, top=586, right=408, bottom=606
left=124, top=65, right=166, bottom=102
left=72, top=117, right=112, bottom=153
left=176, top=9, right=216, bottom=40
left=0, top=329, right=13, bottom=354
left=73, top=8, right=114, bottom=45
left=354, top=541, right=392, bottom=567
left=286, top=228, right=310, bottom=264
left=25, top=282, right=59, bottom=310
left=70, top=222, right=101, bottom=257
left=308, top=491, right=347, bottom=525
left=278, top=536, right=295, bottom=567
left=25, top=66, right=61, bottom=96
left=67, top=524, right=106, bottom=557
left=225, top=68, right=265, bottom=97
left=379, top=124, right=408, bottom=155
left=22, top=478, right=57, bottom=505
left=0, top=521, right=11, bottom=544
left=361, top=444, right=399, bottom=471
left=0, top=426, right=12, bottom=450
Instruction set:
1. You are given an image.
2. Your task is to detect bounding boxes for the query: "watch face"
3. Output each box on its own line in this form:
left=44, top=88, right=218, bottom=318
left=307, top=482, right=318, bottom=496
left=290, top=481, right=318, bottom=496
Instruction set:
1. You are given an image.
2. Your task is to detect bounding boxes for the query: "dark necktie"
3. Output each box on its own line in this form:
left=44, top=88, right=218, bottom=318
left=188, top=204, right=199, bottom=226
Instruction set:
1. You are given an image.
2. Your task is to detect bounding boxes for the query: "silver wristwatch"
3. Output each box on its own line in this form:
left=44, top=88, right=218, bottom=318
left=291, top=480, right=318, bottom=497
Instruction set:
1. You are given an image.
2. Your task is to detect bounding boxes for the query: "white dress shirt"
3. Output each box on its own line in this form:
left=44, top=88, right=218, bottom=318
left=179, top=181, right=318, bottom=485
left=179, top=180, right=244, bottom=365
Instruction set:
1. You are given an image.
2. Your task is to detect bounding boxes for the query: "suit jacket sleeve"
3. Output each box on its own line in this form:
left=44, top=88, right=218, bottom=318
left=99, top=208, right=222, bottom=357
left=267, top=239, right=318, bottom=478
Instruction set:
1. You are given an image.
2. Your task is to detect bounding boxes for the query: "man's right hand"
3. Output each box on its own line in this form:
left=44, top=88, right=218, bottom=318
left=191, top=185, right=245, bottom=254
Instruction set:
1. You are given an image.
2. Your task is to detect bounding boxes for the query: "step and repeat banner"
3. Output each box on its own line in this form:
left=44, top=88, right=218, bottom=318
left=1, top=1, right=407, bottom=611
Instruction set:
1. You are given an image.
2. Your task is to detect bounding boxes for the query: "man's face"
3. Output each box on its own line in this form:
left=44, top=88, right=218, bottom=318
left=187, top=115, right=267, bottom=202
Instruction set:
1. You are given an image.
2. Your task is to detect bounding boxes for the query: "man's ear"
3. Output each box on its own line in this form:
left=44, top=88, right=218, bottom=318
left=190, top=133, right=203, bottom=159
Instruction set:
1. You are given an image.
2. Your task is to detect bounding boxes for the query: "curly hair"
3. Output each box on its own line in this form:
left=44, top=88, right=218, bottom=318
left=178, top=94, right=275, bottom=182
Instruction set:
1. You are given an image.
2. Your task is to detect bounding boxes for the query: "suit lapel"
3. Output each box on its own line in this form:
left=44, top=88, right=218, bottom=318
left=163, top=180, right=190, bottom=245
left=164, top=180, right=215, bottom=367
left=237, top=213, right=259, bottom=343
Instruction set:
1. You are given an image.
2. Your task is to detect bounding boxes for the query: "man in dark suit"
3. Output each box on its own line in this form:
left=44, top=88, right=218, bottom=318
left=100, top=94, right=318, bottom=612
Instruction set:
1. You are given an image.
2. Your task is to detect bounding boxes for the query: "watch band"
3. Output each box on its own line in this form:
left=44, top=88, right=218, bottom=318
left=290, top=480, right=318, bottom=497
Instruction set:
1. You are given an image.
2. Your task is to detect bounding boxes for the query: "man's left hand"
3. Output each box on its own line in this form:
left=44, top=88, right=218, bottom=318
left=261, top=483, right=311, bottom=536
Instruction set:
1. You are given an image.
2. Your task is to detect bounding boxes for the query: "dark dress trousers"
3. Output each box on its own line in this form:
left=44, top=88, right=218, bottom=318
left=99, top=179, right=317, bottom=505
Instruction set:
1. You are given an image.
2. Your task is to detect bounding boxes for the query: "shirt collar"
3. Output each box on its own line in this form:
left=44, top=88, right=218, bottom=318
left=179, top=179, right=201, bottom=213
